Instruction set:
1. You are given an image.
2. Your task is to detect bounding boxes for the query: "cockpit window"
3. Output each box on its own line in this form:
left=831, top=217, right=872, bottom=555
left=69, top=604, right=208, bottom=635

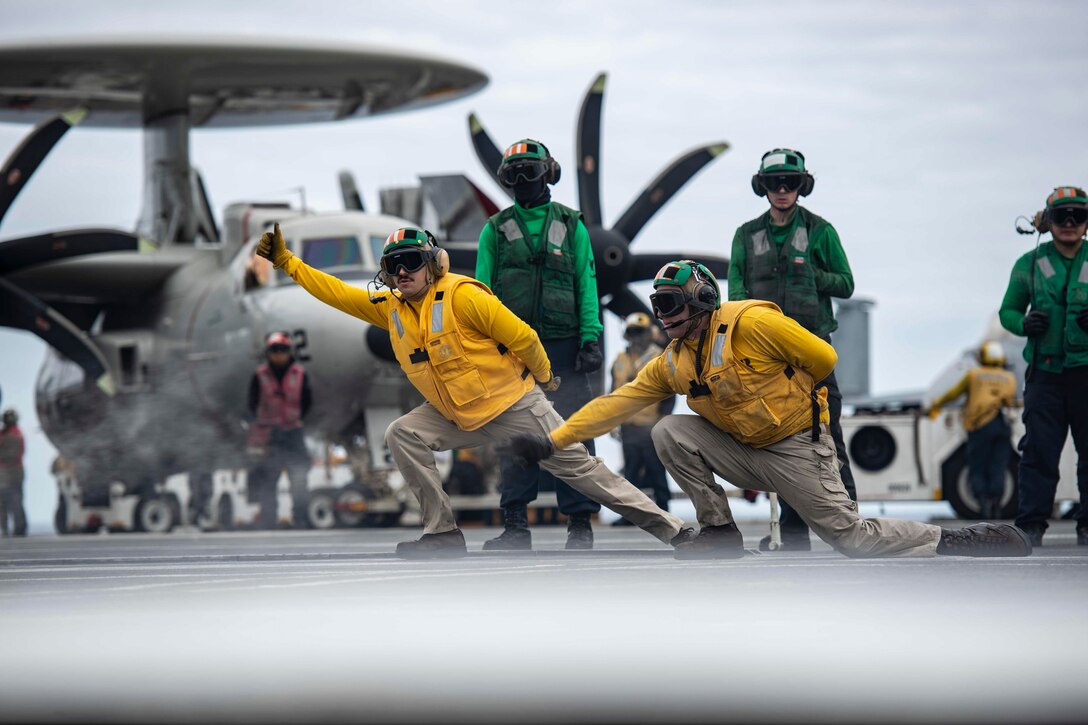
left=302, top=236, right=362, bottom=270
left=369, top=235, right=386, bottom=265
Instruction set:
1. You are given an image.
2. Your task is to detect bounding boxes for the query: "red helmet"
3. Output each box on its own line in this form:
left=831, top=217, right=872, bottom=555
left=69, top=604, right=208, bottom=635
left=265, top=332, right=292, bottom=351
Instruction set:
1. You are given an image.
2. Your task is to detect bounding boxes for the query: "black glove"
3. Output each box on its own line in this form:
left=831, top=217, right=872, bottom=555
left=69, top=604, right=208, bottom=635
left=574, top=340, right=603, bottom=373
left=1022, top=310, right=1049, bottom=338
left=1077, top=307, right=1088, bottom=332
left=497, top=433, right=555, bottom=467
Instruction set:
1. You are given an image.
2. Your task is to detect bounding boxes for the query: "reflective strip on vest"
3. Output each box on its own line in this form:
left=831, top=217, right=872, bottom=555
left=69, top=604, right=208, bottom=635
left=1037, top=256, right=1056, bottom=278
left=791, top=226, right=810, bottom=253
left=390, top=309, right=405, bottom=338
left=711, top=333, right=727, bottom=367
left=499, top=219, right=523, bottom=241
left=1079, top=261, right=1088, bottom=284
left=665, top=347, right=677, bottom=377
left=547, top=220, right=567, bottom=248
left=431, top=302, right=445, bottom=333
left=751, top=229, right=771, bottom=256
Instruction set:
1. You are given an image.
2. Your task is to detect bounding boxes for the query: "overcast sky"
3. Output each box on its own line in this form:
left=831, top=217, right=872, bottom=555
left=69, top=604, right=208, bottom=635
left=2, top=0, right=1086, bottom=528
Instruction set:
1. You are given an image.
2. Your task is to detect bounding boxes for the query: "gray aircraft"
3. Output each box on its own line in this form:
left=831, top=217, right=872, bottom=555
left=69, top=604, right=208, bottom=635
left=0, top=40, right=731, bottom=535
left=0, top=36, right=487, bottom=532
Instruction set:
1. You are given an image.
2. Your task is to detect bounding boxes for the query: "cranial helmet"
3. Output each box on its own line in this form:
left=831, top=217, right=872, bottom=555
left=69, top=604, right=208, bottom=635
left=265, top=331, right=293, bottom=351
left=2, top=408, right=17, bottom=426
left=979, top=341, right=1006, bottom=367
left=1034, top=186, right=1088, bottom=232
left=651, top=260, right=721, bottom=314
left=1046, top=186, right=1088, bottom=209
left=379, top=227, right=449, bottom=289
left=499, top=138, right=561, bottom=186
left=751, top=147, right=815, bottom=197
left=624, top=312, right=654, bottom=330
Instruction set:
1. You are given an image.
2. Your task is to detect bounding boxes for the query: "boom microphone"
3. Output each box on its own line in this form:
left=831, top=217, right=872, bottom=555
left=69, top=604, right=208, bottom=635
left=1014, top=215, right=1037, bottom=235
left=662, top=310, right=708, bottom=330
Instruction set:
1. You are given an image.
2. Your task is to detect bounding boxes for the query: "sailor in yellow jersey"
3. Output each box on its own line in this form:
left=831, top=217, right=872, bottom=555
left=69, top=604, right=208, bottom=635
left=257, top=224, right=689, bottom=558
left=925, top=342, right=1018, bottom=519
left=501, top=260, right=1033, bottom=559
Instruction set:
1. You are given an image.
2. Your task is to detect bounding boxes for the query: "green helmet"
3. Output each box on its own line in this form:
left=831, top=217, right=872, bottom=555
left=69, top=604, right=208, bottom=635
left=1046, top=186, right=1088, bottom=208
left=499, top=139, right=560, bottom=187
left=501, top=139, right=551, bottom=164
left=379, top=227, right=448, bottom=286
left=758, top=148, right=806, bottom=174
left=382, top=227, right=437, bottom=255
left=650, top=260, right=721, bottom=315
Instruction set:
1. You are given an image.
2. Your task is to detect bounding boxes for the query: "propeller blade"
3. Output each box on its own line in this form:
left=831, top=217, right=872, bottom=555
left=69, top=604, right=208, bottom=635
left=339, top=170, right=364, bottom=211
left=0, top=108, right=87, bottom=228
left=467, top=112, right=512, bottom=200
left=0, top=277, right=114, bottom=395
left=629, top=252, right=729, bottom=283
left=696, top=255, right=729, bottom=280
left=604, top=285, right=654, bottom=320
left=612, top=142, right=729, bottom=244
left=0, top=228, right=140, bottom=273
left=576, top=72, right=606, bottom=227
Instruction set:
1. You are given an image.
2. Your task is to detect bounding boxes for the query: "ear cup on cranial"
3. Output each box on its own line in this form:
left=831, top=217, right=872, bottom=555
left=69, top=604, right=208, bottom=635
left=1034, top=210, right=1051, bottom=233
left=751, top=174, right=767, bottom=197
left=799, top=174, right=815, bottom=197
left=547, top=156, right=561, bottom=184
left=432, top=247, right=449, bottom=277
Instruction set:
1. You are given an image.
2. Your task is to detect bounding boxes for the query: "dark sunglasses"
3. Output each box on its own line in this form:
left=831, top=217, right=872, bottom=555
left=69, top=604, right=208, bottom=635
left=759, top=174, right=804, bottom=193
left=268, top=344, right=291, bottom=353
left=499, top=160, right=548, bottom=186
left=1050, top=206, right=1088, bottom=227
left=381, top=249, right=428, bottom=275
left=650, top=289, right=690, bottom=317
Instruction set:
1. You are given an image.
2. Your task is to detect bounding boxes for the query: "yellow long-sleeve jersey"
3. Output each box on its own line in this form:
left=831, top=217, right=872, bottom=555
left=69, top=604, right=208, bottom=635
left=551, top=303, right=837, bottom=449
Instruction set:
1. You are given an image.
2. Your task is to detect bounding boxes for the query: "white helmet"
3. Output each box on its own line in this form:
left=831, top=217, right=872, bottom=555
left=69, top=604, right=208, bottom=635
left=980, top=341, right=1006, bottom=366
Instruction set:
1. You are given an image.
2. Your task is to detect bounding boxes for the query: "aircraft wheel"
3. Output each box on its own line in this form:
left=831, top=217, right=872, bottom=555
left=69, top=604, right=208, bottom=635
left=306, top=489, right=337, bottom=530
left=943, top=446, right=1020, bottom=520
left=334, top=485, right=369, bottom=528
left=135, top=496, right=177, bottom=533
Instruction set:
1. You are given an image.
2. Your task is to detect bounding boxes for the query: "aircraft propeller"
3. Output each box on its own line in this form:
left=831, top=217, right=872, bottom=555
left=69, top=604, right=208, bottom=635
left=0, top=109, right=144, bottom=394
left=466, top=72, right=731, bottom=321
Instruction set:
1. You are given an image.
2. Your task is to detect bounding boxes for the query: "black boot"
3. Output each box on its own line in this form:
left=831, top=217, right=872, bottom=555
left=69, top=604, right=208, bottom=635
left=936, top=523, right=1032, bottom=557
left=396, top=528, right=468, bottom=559
left=670, top=527, right=697, bottom=546
left=566, top=513, right=594, bottom=550
left=483, top=506, right=531, bottom=551
left=1019, top=525, right=1045, bottom=547
left=1077, top=527, right=1088, bottom=546
left=674, top=523, right=745, bottom=560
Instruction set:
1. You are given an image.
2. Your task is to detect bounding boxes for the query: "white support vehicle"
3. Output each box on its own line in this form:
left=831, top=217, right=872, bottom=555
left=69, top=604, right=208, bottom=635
left=839, top=310, right=1078, bottom=519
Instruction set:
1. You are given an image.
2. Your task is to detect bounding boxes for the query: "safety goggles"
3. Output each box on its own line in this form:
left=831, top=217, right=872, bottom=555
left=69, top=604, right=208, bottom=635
left=267, top=344, right=291, bottom=353
left=759, top=174, right=804, bottom=193
left=649, top=289, right=691, bottom=317
left=499, top=160, right=548, bottom=186
left=381, top=249, right=428, bottom=275
left=1050, top=206, right=1088, bottom=227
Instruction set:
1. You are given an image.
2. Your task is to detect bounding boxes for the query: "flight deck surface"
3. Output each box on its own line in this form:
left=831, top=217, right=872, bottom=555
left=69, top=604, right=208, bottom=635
left=1, top=520, right=1085, bottom=724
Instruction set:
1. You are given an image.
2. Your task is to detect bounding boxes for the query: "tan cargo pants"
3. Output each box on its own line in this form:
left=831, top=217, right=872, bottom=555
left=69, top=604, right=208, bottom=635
left=652, top=414, right=941, bottom=557
left=385, top=387, right=687, bottom=544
